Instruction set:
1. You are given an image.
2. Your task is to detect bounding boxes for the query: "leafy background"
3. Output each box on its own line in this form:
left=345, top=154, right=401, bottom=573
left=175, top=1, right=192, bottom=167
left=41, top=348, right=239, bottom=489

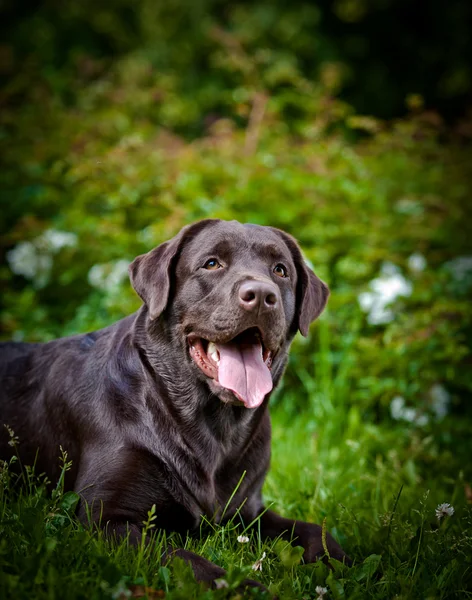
left=1, top=0, right=472, bottom=598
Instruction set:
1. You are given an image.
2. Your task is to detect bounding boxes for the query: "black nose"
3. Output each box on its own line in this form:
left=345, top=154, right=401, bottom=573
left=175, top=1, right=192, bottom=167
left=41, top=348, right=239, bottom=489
left=238, top=280, right=278, bottom=311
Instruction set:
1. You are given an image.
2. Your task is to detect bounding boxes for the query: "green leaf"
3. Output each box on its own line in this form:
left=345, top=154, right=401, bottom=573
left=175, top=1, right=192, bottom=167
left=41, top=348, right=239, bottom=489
left=60, top=491, right=80, bottom=513
left=158, top=566, right=171, bottom=590
left=352, top=554, right=382, bottom=582
left=327, top=571, right=345, bottom=599
left=274, top=540, right=305, bottom=568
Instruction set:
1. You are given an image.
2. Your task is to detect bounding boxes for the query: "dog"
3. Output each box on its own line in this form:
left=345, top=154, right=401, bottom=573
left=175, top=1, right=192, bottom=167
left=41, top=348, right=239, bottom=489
left=0, top=219, right=350, bottom=588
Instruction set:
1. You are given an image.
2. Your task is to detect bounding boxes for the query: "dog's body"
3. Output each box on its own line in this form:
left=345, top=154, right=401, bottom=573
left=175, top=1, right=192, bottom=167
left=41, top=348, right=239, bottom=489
left=0, top=312, right=271, bottom=533
left=0, top=219, right=349, bottom=586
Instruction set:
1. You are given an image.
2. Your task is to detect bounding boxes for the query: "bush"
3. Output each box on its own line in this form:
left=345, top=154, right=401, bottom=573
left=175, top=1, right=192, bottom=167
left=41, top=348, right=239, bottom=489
left=2, top=52, right=471, bottom=421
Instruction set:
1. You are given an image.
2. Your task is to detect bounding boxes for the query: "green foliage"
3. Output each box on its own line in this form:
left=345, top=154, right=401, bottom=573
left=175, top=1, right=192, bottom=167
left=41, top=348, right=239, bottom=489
left=2, top=0, right=472, bottom=119
left=1, top=1, right=472, bottom=597
left=2, top=54, right=471, bottom=418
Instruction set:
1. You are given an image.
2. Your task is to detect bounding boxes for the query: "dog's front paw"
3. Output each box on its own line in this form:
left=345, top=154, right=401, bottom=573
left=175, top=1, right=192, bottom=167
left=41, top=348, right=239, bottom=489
left=238, top=578, right=270, bottom=594
left=298, top=523, right=352, bottom=567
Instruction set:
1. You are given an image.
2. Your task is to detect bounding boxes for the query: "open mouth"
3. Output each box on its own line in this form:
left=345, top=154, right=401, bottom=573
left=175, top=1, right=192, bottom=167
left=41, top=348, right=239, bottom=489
left=188, top=327, right=274, bottom=409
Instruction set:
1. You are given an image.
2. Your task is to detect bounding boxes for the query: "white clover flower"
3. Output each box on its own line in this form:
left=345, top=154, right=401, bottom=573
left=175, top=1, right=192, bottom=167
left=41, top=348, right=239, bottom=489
left=251, top=551, right=266, bottom=571
left=408, top=252, right=427, bottom=273
left=215, top=579, right=229, bottom=589
left=435, top=503, right=454, bottom=520
left=110, top=581, right=131, bottom=599
left=237, top=535, right=250, bottom=543
left=430, top=384, right=450, bottom=420
left=358, top=262, right=412, bottom=325
left=315, top=586, right=328, bottom=599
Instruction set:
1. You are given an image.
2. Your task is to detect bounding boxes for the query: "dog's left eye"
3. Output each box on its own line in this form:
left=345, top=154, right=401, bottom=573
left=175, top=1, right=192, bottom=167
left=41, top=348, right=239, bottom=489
left=273, top=264, right=288, bottom=278
left=203, top=258, right=222, bottom=270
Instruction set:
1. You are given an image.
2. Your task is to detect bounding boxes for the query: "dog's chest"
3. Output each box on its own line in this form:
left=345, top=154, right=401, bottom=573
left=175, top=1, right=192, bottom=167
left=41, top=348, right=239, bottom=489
left=191, top=441, right=263, bottom=524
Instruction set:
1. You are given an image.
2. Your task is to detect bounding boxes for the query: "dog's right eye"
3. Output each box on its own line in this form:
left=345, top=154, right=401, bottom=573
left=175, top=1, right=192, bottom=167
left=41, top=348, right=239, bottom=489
left=203, top=258, right=222, bottom=270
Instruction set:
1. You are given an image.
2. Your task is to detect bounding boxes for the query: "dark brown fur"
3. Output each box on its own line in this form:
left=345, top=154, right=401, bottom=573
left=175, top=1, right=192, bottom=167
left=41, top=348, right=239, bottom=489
left=0, top=219, right=350, bottom=589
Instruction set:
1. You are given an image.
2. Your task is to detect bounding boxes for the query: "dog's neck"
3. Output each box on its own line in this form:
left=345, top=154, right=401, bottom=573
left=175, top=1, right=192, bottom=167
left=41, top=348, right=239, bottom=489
left=130, top=306, right=268, bottom=452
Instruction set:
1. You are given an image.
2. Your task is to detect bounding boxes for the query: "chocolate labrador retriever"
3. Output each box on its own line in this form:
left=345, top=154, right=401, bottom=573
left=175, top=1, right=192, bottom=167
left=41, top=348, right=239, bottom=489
left=0, top=219, right=350, bottom=588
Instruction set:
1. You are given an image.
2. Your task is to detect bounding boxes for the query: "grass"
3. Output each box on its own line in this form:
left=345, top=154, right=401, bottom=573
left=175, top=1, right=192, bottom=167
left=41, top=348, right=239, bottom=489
left=1, top=324, right=471, bottom=599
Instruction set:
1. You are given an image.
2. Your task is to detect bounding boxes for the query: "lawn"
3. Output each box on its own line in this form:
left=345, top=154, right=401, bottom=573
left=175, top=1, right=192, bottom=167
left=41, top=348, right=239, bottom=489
left=1, top=334, right=471, bottom=598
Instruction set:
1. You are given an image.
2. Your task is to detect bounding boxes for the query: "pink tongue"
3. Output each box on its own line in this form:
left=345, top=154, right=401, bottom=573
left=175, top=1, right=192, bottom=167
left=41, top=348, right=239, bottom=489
left=217, top=341, right=273, bottom=408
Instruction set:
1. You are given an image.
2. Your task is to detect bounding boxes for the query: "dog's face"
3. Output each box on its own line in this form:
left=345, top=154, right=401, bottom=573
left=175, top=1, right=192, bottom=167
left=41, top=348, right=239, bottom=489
left=129, top=219, right=329, bottom=408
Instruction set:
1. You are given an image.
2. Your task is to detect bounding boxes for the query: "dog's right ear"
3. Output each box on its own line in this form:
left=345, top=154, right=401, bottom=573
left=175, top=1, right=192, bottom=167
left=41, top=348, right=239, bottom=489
left=128, top=238, right=180, bottom=321
left=129, top=219, right=219, bottom=320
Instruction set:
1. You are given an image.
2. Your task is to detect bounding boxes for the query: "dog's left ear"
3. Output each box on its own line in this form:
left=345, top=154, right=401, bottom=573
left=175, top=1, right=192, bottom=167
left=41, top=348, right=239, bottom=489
left=129, top=219, right=219, bottom=320
left=271, top=228, right=330, bottom=337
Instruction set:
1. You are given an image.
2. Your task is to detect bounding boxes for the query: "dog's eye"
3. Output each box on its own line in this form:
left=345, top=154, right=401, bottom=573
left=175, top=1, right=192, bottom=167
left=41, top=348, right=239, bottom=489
left=203, top=258, right=222, bottom=270
left=273, top=264, right=288, bottom=278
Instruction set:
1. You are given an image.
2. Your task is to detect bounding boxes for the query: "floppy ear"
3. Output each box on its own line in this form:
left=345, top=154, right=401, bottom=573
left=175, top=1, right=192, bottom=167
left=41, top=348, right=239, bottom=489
left=129, top=219, right=219, bottom=320
left=271, top=228, right=330, bottom=337
left=297, top=265, right=330, bottom=337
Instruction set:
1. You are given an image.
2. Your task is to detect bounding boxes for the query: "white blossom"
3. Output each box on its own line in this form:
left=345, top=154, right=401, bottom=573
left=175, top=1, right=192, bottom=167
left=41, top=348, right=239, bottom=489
left=390, top=396, right=406, bottom=420
left=444, top=256, right=472, bottom=282
left=395, top=198, right=424, bottom=216
left=7, top=241, right=54, bottom=288
left=402, top=407, right=419, bottom=423
left=6, top=229, right=77, bottom=288
left=251, top=551, right=266, bottom=571
left=390, top=395, right=429, bottom=426
left=88, top=259, right=130, bottom=292
left=110, top=581, right=131, bottom=599
left=430, top=384, right=450, bottom=420
left=358, top=262, right=412, bottom=325
left=415, top=414, right=429, bottom=427
left=39, top=229, right=77, bottom=251
left=237, top=535, right=250, bottom=543
left=435, top=503, right=454, bottom=520
left=315, top=586, right=328, bottom=599
left=408, top=252, right=427, bottom=273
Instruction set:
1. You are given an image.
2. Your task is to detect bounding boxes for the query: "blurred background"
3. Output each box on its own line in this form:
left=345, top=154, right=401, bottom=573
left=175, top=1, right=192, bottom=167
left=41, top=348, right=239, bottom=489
left=1, top=0, right=472, bottom=505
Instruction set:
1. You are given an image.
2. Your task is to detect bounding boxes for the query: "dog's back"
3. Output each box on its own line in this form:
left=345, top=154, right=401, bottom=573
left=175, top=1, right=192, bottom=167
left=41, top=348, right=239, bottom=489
left=0, top=341, right=38, bottom=411
left=0, top=342, right=39, bottom=463
left=0, top=319, right=141, bottom=486
left=0, top=341, right=35, bottom=375
left=0, top=339, right=84, bottom=485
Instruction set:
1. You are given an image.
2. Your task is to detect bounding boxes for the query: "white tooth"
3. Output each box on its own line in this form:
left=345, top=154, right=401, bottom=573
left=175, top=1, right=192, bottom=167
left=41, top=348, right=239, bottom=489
left=207, top=342, right=220, bottom=364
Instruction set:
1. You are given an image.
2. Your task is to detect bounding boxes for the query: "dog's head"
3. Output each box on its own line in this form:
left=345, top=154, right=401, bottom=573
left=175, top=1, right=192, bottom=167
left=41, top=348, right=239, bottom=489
left=129, top=219, right=329, bottom=408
